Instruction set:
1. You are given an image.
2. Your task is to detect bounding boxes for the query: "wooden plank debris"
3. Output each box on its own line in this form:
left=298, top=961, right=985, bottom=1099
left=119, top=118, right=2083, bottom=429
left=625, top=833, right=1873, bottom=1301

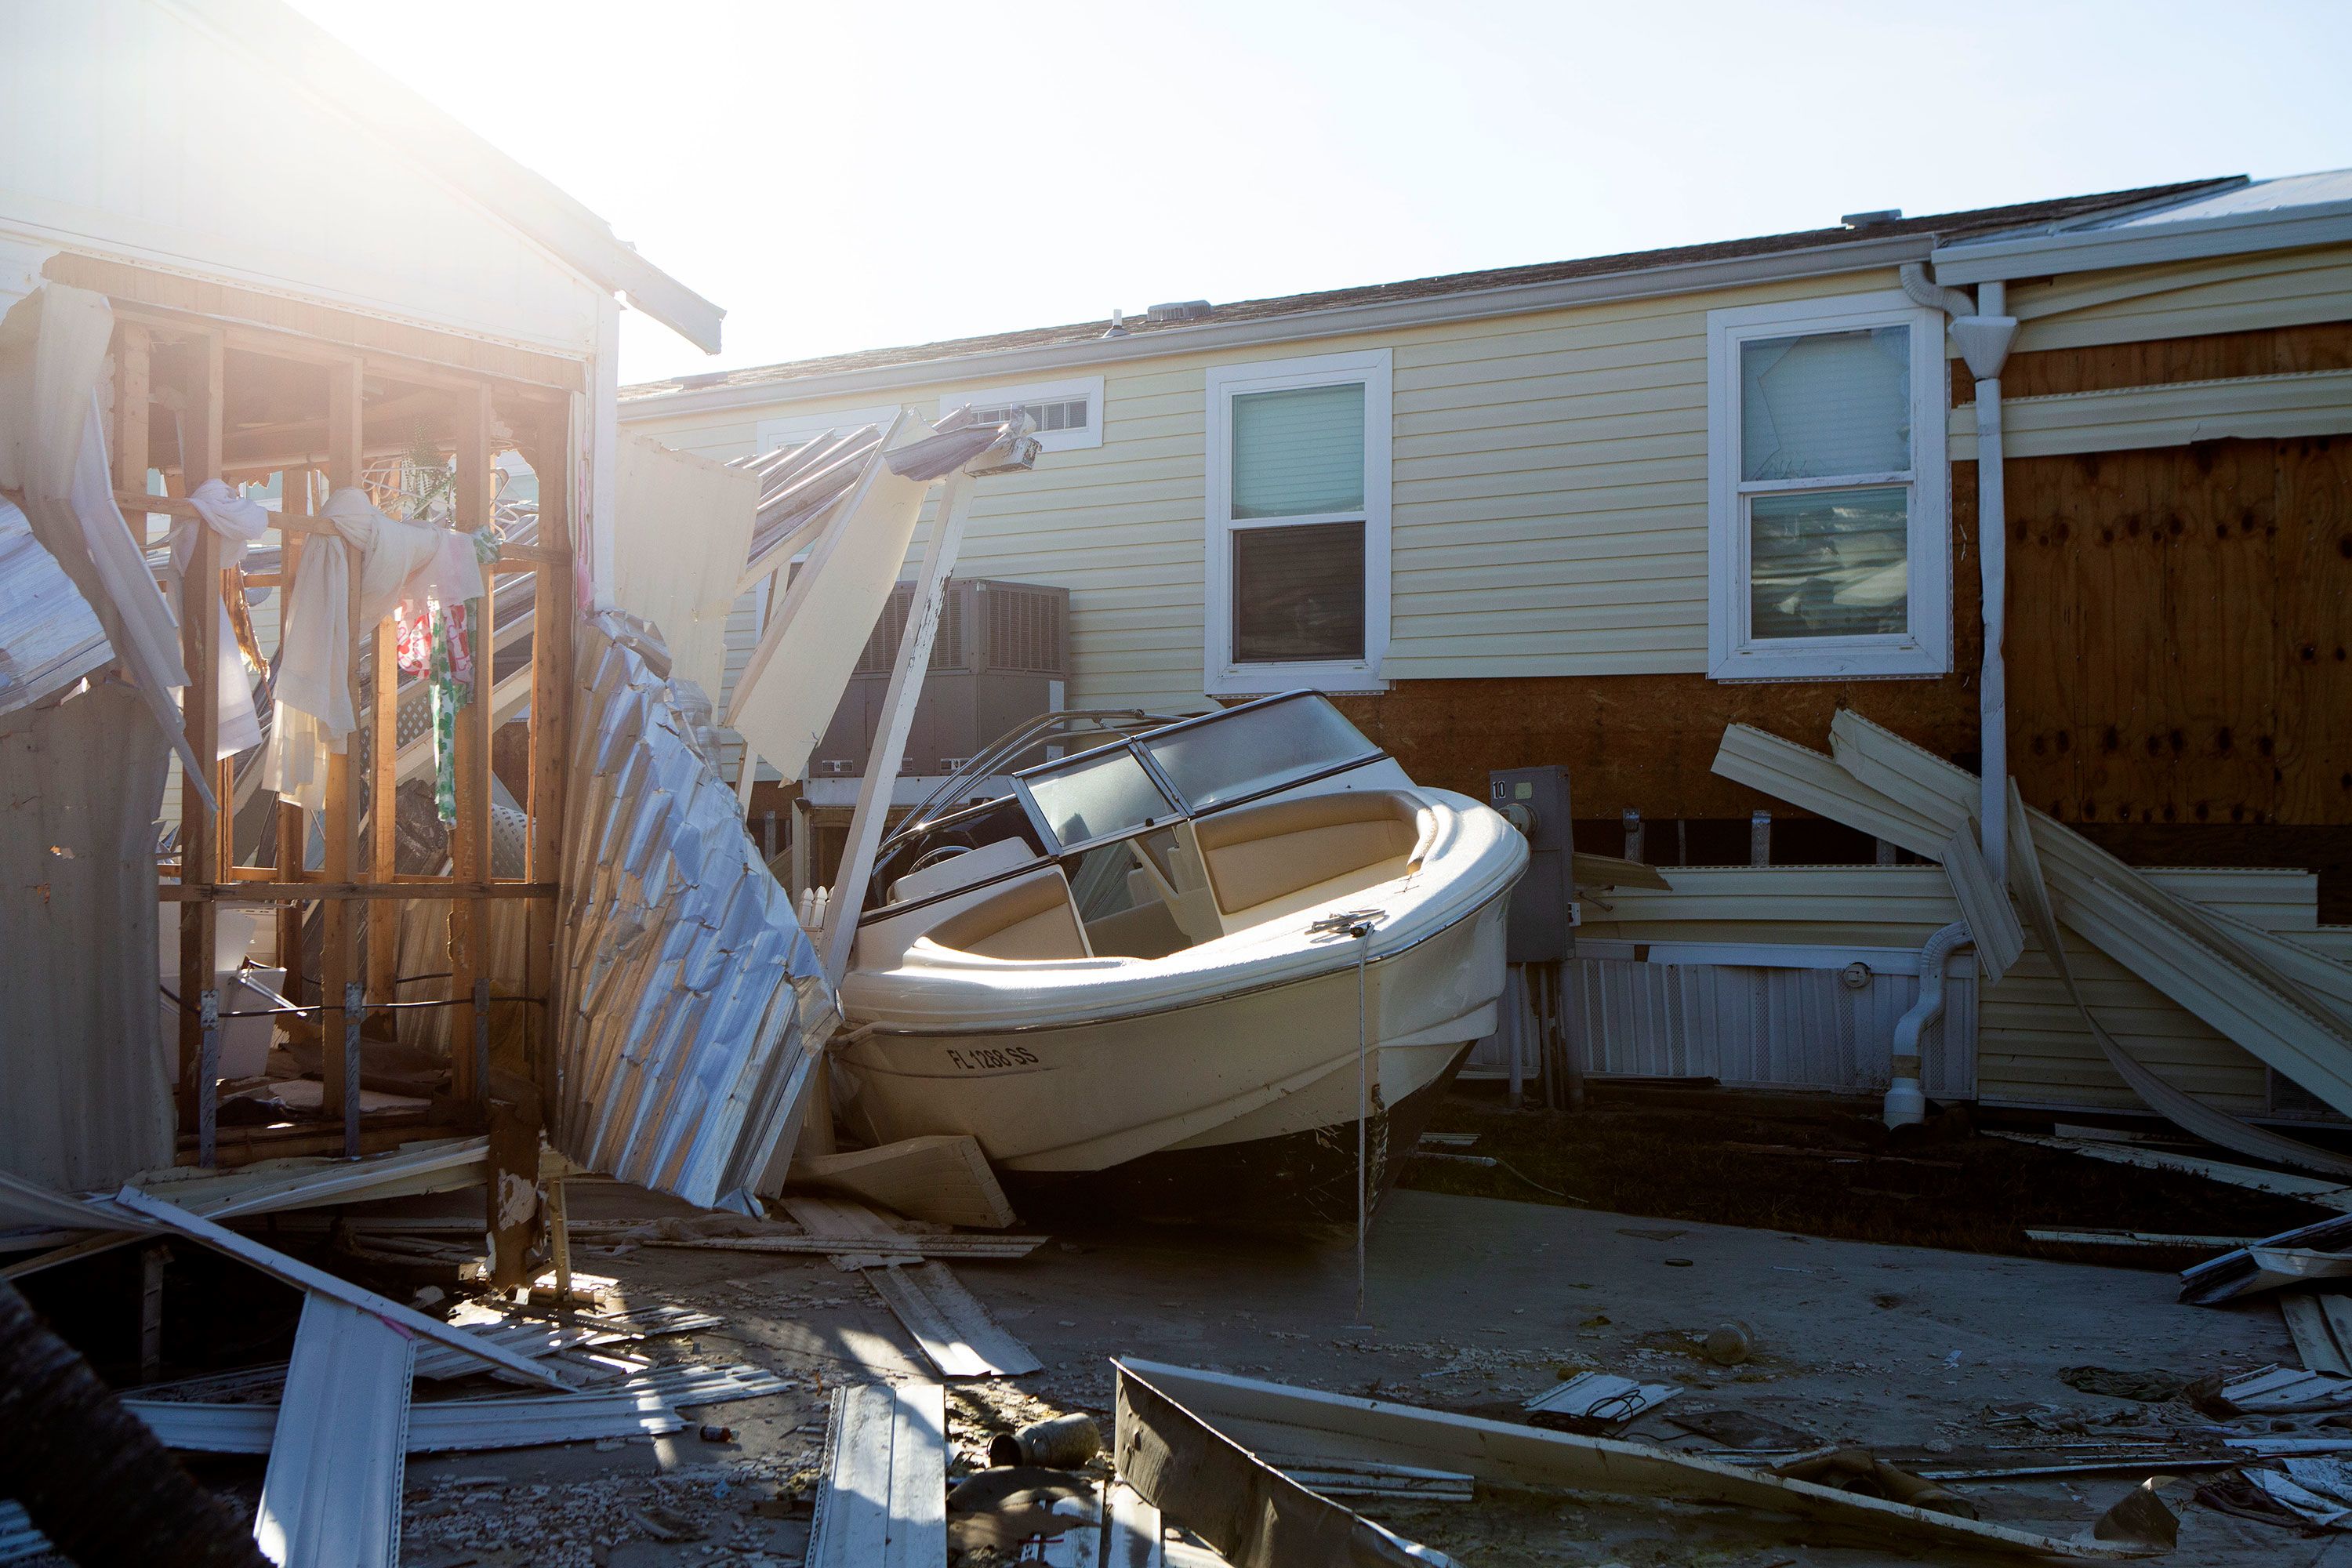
left=2024, top=1229, right=2259, bottom=1249
left=1118, top=1359, right=2141, bottom=1560
left=790, top=1135, right=1018, bottom=1230
left=1992, top=1133, right=2352, bottom=1210
left=808, top=1381, right=948, bottom=1568
left=862, top=1261, right=1040, bottom=1380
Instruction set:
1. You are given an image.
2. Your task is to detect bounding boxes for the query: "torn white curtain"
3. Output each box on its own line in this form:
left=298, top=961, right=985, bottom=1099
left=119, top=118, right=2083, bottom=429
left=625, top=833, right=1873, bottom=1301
left=0, top=278, right=204, bottom=793
left=177, top=480, right=268, bottom=757
left=262, top=488, right=482, bottom=812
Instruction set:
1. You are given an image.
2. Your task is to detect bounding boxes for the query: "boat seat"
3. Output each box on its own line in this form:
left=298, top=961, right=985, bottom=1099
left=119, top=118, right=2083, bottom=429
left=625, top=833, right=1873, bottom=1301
left=1194, top=789, right=1425, bottom=923
left=925, top=866, right=1093, bottom=961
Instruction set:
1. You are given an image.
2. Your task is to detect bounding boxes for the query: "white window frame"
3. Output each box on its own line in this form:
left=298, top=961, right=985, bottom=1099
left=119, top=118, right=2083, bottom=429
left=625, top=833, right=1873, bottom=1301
left=1705, top=290, right=1949, bottom=681
left=1203, top=348, right=1392, bottom=696
left=938, top=374, right=1104, bottom=453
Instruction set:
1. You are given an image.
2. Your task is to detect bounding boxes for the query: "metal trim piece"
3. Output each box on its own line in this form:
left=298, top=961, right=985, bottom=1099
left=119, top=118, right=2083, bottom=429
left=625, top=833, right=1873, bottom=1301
left=253, top=1295, right=415, bottom=1568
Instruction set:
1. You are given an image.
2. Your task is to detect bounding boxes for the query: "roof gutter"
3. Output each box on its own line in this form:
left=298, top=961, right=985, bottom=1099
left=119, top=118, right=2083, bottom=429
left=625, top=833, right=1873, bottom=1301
left=1931, top=191, right=2352, bottom=285
left=620, top=232, right=1940, bottom=419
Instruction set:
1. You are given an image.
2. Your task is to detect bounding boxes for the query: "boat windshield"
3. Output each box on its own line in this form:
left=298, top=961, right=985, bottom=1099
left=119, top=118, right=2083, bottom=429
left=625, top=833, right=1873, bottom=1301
left=1022, top=744, right=1182, bottom=849
left=1139, top=694, right=1378, bottom=813
left=1011, top=692, right=1382, bottom=855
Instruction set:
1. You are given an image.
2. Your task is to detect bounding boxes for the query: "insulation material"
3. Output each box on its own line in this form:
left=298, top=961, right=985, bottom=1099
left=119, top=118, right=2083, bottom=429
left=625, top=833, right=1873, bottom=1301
left=612, top=432, right=759, bottom=702
left=725, top=412, right=928, bottom=782
left=0, top=677, right=172, bottom=1188
left=551, top=612, right=835, bottom=1211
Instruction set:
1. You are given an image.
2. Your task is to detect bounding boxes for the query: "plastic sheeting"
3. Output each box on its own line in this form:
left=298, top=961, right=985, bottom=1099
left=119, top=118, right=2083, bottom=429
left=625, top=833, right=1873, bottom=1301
left=0, top=677, right=172, bottom=1189
left=550, top=612, right=836, bottom=1212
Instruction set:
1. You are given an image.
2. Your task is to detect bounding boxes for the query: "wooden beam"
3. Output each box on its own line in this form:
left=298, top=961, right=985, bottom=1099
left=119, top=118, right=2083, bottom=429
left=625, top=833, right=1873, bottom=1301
left=321, top=359, right=365, bottom=1133
left=162, top=882, right=556, bottom=902
left=176, top=331, right=224, bottom=1144
left=107, top=492, right=561, bottom=565
left=449, top=383, right=495, bottom=1107
left=111, top=321, right=151, bottom=543
left=277, top=470, right=307, bottom=1001
left=522, top=414, right=573, bottom=1107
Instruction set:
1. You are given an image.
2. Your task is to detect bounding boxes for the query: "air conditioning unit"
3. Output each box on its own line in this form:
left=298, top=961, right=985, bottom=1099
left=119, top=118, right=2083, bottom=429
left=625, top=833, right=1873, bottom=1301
left=812, top=578, right=1071, bottom=780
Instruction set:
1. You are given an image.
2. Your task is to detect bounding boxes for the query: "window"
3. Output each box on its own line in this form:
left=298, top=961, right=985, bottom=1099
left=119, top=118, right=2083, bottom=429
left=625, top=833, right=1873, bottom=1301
left=1204, top=350, right=1391, bottom=695
left=1706, top=292, right=1947, bottom=680
left=938, top=375, right=1103, bottom=453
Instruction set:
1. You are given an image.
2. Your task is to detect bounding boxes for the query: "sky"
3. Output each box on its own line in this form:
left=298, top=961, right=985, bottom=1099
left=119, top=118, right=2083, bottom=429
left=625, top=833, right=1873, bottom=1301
left=287, top=0, right=2352, bottom=388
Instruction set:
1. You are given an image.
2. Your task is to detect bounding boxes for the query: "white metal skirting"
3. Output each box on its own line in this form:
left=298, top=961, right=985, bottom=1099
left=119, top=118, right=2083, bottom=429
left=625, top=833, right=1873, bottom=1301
left=1468, top=956, right=1975, bottom=1099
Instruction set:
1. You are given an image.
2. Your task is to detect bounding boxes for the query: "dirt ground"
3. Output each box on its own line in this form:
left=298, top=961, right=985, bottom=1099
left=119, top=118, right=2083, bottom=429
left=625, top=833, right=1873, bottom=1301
left=25, top=1101, right=2352, bottom=1566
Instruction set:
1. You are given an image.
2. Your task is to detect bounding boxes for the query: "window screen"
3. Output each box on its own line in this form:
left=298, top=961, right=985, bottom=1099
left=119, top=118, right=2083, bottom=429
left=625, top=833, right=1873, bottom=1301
left=1232, top=521, right=1365, bottom=663
left=1740, top=327, right=1911, bottom=481
left=1232, top=384, right=1365, bottom=518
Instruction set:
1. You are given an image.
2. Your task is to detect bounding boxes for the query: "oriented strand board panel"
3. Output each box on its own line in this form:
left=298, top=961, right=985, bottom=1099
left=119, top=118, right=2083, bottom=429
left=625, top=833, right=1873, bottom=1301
left=612, top=433, right=759, bottom=702
left=2006, top=437, right=2352, bottom=830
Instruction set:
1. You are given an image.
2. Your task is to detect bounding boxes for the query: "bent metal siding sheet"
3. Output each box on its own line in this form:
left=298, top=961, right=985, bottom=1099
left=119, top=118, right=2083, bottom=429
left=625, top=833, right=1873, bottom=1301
left=550, top=612, right=836, bottom=1212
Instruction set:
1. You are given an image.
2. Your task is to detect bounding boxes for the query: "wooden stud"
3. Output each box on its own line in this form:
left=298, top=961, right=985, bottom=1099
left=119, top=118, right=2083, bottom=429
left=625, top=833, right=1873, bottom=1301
left=175, top=332, right=224, bottom=1129
left=321, top=360, right=365, bottom=1129
left=277, top=471, right=307, bottom=996
left=450, top=383, right=495, bottom=1108
left=522, top=411, right=574, bottom=1105
left=111, top=322, right=151, bottom=542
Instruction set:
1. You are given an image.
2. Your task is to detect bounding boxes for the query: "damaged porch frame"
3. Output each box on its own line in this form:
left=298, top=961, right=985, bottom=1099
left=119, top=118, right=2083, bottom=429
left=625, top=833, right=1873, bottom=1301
left=88, top=256, right=578, bottom=1272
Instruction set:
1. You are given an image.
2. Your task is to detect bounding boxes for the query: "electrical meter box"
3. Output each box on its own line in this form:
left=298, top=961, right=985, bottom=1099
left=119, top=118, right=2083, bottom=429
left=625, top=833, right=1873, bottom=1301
left=1490, top=765, right=1575, bottom=964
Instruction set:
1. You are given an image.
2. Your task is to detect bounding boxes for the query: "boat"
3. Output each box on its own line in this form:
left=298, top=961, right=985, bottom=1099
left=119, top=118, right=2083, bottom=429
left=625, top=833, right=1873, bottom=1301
left=828, top=691, right=1528, bottom=1229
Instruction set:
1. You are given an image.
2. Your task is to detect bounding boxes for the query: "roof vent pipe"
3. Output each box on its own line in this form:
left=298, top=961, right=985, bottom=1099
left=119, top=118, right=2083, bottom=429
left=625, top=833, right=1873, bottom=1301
left=1102, top=307, right=1129, bottom=340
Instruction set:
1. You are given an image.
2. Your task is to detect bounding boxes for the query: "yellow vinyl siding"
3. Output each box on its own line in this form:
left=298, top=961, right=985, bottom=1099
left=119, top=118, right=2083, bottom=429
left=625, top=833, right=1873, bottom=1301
left=622, top=269, right=1896, bottom=707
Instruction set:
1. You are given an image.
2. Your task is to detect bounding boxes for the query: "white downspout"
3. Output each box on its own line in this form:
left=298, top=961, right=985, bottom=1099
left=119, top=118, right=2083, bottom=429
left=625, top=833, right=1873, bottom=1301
left=1901, top=264, right=2017, bottom=880
left=1886, top=920, right=1973, bottom=1127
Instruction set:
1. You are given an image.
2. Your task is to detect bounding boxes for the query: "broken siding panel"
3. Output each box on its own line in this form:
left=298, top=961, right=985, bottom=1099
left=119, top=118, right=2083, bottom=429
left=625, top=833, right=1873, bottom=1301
left=2011, top=245, right=2352, bottom=355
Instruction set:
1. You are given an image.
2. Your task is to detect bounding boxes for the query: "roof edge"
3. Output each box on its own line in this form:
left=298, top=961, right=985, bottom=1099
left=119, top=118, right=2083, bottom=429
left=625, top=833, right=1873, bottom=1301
left=184, top=0, right=724, bottom=353
left=1933, top=194, right=2352, bottom=285
left=620, top=230, right=1936, bottom=420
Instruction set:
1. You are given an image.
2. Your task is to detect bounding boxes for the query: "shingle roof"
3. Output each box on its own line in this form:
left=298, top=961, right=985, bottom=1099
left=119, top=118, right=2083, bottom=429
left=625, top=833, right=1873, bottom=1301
left=619, top=177, right=2236, bottom=401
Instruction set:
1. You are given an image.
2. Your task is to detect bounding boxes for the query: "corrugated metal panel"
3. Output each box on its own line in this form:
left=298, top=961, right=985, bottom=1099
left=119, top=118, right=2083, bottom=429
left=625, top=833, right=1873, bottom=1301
left=253, top=1294, right=415, bottom=1568
left=0, top=1, right=600, bottom=353
left=550, top=612, right=834, bottom=1210
left=1471, top=949, right=1975, bottom=1098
